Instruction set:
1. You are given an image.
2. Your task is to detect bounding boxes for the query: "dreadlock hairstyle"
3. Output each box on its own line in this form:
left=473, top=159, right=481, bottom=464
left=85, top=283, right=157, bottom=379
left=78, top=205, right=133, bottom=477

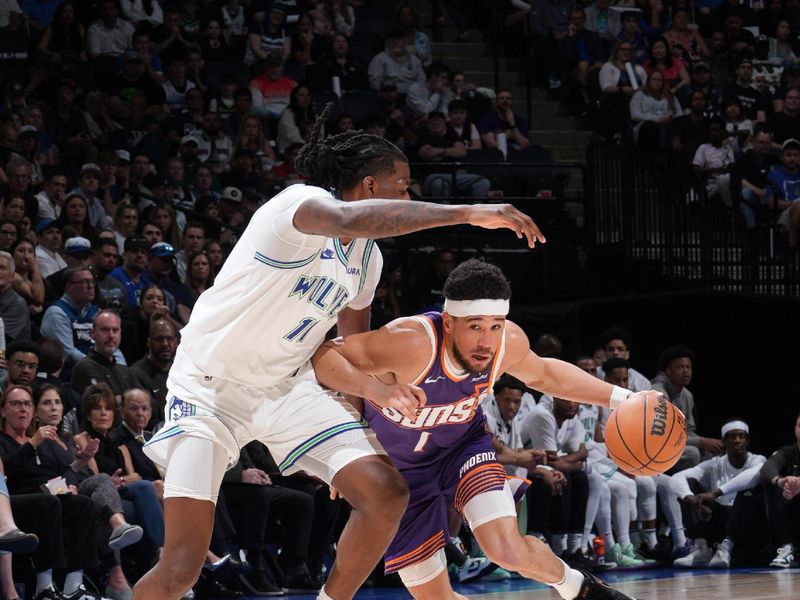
left=443, top=259, right=512, bottom=302
left=295, top=102, right=407, bottom=193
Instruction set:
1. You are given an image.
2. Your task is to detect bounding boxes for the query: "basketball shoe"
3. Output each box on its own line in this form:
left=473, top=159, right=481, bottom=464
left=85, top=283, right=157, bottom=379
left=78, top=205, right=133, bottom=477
left=575, top=571, right=638, bottom=599
left=673, top=539, right=712, bottom=568
left=709, top=539, right=733, bottom=568
left=770, top=544, right=798, bottom=568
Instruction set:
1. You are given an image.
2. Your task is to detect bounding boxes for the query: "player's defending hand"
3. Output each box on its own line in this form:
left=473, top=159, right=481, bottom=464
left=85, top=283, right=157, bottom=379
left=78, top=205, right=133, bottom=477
left=372, top=383, right=426, bottom=421
left=466, top=204, right=546, bottom=248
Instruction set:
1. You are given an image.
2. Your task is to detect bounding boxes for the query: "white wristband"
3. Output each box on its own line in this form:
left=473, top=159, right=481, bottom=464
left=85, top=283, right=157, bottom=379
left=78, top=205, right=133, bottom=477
left=537, top=465, right=555, bottom=472
left=609, top=385, right=629, bottom=411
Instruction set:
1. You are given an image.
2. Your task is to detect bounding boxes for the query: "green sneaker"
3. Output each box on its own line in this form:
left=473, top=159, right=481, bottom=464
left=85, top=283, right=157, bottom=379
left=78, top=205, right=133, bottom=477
left=607, top=543, right=644, bottom=569
left=624, top=543, right=657, bottom=566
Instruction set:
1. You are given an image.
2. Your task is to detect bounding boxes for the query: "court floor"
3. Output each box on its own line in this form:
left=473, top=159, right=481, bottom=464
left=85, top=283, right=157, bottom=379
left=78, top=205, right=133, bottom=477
left=284, top=568, right=800, bottom=600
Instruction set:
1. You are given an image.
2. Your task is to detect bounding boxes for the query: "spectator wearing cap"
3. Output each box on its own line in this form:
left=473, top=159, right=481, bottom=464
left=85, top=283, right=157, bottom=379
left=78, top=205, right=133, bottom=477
left=217, top=186, right=245, bottom=236
left=15, top=125, right=44, bottom=185
left=106, top=49, right=168, bottom=120
left=142, top=241, right=193, bottom=326
left=69, top=163, right=111, bottom=231
left=368, top=31, right=426, bottom=94
left=129, top=319, right=175, bottom=428
left=0, top=251, right=30, bottom=343
left=369, top=80, right=417, bottom=149
left=109, top=236, right=150, bottom=305
left=725, top=58, right=769, bottom=122
left=90, top=236, right=127, bottom=310
left=62, top=236, right=93, bottom=269
left=44, top=79, right=93, bottom=165
left=250, top=51, right=298, bottom=120
left=406, top=62, right=453, bottom=121
left=70, top=309, right=133, bottom=399
left=87, top=0, right=134, bottom=60
left=415, top=112, right=491, bottom=199
left=678, top=61, right=721, bottom=118
left=767, top=87, right=800, bottom=145
left=40, top=266, right=99, bottom=368
left=35, top=218, right=66, bottom=278
left=222, top=150, right=260, bottom=191
left=766, top=138, right=800, bottom=246
left=245, top=5, right=290, bottom=65
left=140, top=173, right=175, bottom=214
left=195, top=110, right=233, bottom=174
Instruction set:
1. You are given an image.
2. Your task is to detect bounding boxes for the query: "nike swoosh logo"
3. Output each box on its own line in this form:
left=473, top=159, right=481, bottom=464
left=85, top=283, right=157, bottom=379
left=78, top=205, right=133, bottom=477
left=424, top=376, right=446, bottom=384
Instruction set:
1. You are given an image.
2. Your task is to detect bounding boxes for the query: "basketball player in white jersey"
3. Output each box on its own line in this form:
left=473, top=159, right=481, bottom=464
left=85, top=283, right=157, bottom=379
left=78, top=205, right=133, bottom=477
left=132, top=108, right=545, bottom=600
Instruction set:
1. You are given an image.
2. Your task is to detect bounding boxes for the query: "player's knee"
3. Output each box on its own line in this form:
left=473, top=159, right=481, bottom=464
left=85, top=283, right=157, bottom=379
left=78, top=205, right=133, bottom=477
left=154, top=557, right=204, bottom=594
left=373, top=466, right=410, bottom=517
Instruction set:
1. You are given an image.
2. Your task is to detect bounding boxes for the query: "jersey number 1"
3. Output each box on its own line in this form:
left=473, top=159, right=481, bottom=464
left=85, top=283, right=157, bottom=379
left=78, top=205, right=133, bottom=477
left=284, top=317, right=319, bottom=343
left=413, top=431, right=431, bottom=453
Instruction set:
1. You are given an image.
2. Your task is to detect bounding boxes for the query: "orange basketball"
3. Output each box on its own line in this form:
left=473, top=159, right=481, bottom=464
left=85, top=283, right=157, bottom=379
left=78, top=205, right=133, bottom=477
left=605, top=393, right=687, bottom=476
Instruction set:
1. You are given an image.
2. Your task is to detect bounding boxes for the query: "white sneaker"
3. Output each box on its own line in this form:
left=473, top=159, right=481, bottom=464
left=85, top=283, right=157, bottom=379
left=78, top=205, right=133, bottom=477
left=673, top=539, right=712, bottom=568
left=770, top=544, right=798, bottom=568
left=458, top=556, right=498, bottom=583
left=710, top=539, right=733, bottom=568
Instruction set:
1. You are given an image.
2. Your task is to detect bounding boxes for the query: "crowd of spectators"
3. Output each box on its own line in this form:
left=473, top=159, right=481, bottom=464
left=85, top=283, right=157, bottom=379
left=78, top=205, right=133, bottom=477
left=0, top=0, right=797, bottom=597
left=499, top=0, right=800, bottom=242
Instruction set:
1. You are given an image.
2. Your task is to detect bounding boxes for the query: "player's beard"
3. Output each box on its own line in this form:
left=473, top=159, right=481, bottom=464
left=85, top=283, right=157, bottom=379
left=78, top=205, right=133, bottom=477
left=452, top=343, right=495, bottom=375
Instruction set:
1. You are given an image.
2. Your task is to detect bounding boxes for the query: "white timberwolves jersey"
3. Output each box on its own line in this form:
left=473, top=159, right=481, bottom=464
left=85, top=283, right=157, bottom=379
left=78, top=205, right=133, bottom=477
left=176, top=184, right=382, bottom=387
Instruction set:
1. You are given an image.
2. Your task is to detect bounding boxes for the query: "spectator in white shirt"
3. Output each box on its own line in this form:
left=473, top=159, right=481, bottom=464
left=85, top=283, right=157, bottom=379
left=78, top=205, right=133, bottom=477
left=693, top=118, right=736, bottom=207
left=406, top=62, right=453, bottom=120
left=120, top=0, right=163, bottom=26
left=34, top=219, right=67, bottom=278
left=35, top=170, right=68, bottom=220
left=87, top=0, right=135, bottom=59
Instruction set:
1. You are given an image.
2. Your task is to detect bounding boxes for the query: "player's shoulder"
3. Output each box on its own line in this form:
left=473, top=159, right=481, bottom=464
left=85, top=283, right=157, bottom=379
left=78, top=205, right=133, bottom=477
left=381, top=316, right=433, bottom=347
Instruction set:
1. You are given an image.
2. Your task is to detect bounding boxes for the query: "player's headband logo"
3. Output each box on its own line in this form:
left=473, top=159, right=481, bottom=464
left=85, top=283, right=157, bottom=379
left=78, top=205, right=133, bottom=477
left=443, top=299, right=510, bottom=317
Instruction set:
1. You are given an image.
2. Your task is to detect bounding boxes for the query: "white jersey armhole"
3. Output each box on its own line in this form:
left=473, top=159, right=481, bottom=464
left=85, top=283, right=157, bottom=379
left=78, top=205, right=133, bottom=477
left=487, top=330, right=507, bottom=388
left=410, top=315, right=438, bottom=385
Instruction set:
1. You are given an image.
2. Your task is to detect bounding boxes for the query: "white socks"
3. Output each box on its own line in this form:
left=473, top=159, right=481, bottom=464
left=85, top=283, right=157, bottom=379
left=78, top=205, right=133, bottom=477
left=64, top=570, right=83, bottom=595
left=35, top=569, right=54, bottom=594
left=317, top=588, right=334, bottom=600
left=550, top=559, right=585, bottom=600
left=642, top=528, right=657, bottom=549
left=672, top=527, right=687, bottom=547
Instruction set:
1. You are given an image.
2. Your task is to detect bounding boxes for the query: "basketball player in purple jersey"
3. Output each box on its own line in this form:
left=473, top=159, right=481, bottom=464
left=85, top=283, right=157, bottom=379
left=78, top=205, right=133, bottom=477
left=313, top=260, right=658, bottom=600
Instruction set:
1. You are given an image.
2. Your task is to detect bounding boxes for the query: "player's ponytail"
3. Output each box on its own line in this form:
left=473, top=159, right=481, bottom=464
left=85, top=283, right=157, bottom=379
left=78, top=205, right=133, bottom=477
left=296, top=104, right=407, bottom=193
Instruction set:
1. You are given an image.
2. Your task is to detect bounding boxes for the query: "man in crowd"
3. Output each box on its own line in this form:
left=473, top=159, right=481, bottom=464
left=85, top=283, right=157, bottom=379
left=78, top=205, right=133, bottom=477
left=478, top=89, right=531, bottom=153
left=735, top=125, right=779, bottom=229
left=91, top=237, right=127, bottom=310
left=130, top=318, right=177, bottom=428
left=35, top=169, right=67, bottom=220
left=70, top=310, right=134, bottom=398
left=35, top=219, right=66, bottom=279
left=0, top=251, right=30, bottom=343
left=110, top=236, right=150, bottom=306
left=765, top=138, right=800, bottom=247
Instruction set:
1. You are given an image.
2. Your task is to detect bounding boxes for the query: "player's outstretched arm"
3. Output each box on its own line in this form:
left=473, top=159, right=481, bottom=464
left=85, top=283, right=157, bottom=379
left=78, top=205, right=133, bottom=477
left=501, top=321, right=631, bottom=410
left=311, top=321, right=428, bottom=420
left=294, top=198, right=546, bottom=248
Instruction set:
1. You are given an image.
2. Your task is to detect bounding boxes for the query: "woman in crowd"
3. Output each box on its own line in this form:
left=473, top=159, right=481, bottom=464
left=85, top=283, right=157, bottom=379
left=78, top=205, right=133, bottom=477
left=121, top=284, right=179, bottom=363
left=34, top=384, right=143, bottom=600
left=149, top=203, right=180, bottom=247
left=57, top=193, right=97, bottom=241
left=233, top=113, right=276, bottom=167
left=246, top=4, right=290, bottom=65
left=645, top=37, right=690, bottom=96
left=630, top=70, right=682, bottom=151
left=290, top=12, right=328, bottom=66
left=10, top=238, right=44, bottom=316
left=0, top=221, right=17, bottom=252
left=1, top=197, right=27, bottom=237
left=73, top=385, right=165, bottom=567
left=0, top=385, right=101, bottom=600
left=598, top=40, right=648, bottom=134
left=36, top=1, right=86, bottom=63
left=396, top=4, right=431, bottom=66
left=664, top=8, right=709, bottom=64
left=721, top=96, right=753, bottom=150
left=769, top=19, right=799, bottom=66
left=200, top=18, right=237, bottom=63
left=203, top=239, right=224, bottom=271
left=183, top=251, right=215, bottom=305
left=277, top=85, right=315, bottom=154
left=323, top=34, right=368, bottom=93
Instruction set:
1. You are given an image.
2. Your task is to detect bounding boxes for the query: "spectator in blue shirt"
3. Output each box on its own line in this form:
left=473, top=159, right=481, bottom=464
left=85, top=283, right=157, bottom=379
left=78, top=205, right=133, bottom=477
left=109, top=236, right=149, bottom=305
left=766, top=138, right=800, bottom=246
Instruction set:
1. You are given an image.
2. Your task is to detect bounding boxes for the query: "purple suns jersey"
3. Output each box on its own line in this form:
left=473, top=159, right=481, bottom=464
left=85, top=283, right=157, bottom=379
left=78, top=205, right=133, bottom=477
left=364, top=312, right=506, bottom=470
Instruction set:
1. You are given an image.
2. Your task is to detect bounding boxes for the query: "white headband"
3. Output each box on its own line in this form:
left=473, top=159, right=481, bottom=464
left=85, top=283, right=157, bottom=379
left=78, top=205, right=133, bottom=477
left=443, top=299, right=510, bottom=317
left=721, top=420, right=749, bottom=438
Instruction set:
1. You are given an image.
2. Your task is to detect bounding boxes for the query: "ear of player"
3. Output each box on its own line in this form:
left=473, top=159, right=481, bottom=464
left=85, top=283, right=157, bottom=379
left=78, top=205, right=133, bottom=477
left=606, top=391, right=687, bottom=476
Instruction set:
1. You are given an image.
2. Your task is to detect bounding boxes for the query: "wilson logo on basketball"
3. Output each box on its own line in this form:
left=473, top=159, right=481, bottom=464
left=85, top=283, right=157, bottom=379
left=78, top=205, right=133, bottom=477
left=650, top=398, right=668, bottom=436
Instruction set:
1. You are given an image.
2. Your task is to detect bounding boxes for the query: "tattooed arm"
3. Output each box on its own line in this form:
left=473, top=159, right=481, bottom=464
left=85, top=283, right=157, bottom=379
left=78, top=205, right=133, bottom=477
left=293, top=198, right=546, bottom=248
